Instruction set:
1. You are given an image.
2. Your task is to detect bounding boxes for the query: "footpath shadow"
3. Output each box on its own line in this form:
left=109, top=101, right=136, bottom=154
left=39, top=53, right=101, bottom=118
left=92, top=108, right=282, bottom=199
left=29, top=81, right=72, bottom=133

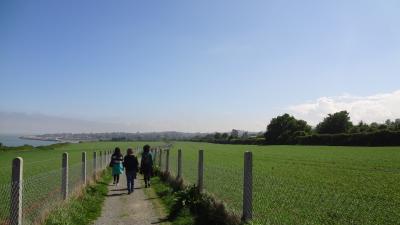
left=110, top=188, right=127, bottom=191
left=105, top=193, right=126, bottom=197
left=96, top=181, right=109, bottom=185
left=151, top=218, right=169, bottom=224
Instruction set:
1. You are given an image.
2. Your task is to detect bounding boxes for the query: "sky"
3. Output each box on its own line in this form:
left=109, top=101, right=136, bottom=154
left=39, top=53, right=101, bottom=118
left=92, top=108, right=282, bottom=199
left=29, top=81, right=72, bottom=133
left=1, top=0, right=400, bottom=134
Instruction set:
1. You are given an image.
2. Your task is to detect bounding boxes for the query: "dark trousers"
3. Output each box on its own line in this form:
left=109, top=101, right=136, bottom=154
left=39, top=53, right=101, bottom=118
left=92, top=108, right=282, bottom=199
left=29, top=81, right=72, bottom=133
left=143, top=172, right=151, bottom=185
left=113, top=174, right=120, bottom=184
left=126, top=171, right=135, bottom=192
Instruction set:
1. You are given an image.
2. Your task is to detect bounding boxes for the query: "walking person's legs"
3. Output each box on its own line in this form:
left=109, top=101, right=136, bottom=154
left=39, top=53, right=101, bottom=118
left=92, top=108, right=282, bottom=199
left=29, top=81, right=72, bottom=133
left=126, top=172, right=133, bottom=194
left=144, top=172, right=150, bottom=188
left=113, top=174, right=117, bottom=184
left=126, top=173, right=130, bottom=192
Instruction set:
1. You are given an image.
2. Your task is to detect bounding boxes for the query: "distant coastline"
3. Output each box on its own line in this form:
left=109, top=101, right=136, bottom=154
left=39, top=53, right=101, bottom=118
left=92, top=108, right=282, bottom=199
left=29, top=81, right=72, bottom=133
left=0, top=134, right=59, bottom=147
left=20, top=135, right=60, bottom=142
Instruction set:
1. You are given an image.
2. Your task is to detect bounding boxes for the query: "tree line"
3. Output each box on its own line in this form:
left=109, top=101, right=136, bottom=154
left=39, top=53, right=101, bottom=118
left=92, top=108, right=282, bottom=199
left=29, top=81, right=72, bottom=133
left=192, top=111, right=400, bottom=146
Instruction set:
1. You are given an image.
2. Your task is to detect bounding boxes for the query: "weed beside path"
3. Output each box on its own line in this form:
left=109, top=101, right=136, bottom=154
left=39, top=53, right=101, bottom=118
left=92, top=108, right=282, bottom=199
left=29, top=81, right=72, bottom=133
left=45, top=170, right=112, bottom=225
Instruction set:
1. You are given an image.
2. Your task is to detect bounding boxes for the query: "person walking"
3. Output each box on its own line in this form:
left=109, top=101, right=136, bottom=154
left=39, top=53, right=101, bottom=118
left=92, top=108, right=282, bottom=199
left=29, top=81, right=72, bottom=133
left=111, top=147, right=124, bottom=185
left=123, top=148, right=139, bottom=194
left=140, top=145, right=153, bottom=188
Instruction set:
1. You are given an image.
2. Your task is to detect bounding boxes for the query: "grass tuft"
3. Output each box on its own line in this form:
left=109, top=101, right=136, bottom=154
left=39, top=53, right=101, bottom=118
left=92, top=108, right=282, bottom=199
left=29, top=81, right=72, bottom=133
left=44, top=170, right=112, bottom=225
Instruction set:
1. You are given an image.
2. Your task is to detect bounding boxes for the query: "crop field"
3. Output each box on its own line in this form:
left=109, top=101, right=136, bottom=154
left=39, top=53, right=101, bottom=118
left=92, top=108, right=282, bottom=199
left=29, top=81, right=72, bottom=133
left=167, top=142, right=400, bottom=225
left=0, top=141, right=162, bottom=224
left=1, top=141, right=400, bottom=225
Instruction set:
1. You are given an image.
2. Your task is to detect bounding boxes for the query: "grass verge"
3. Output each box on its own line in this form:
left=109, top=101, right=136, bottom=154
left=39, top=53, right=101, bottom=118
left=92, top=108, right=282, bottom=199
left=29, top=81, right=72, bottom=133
left=150, top=176, right=195, bottom=225
left=152, top=170, right=242, bottom=225
left=44, top=170, right=112, bottom=225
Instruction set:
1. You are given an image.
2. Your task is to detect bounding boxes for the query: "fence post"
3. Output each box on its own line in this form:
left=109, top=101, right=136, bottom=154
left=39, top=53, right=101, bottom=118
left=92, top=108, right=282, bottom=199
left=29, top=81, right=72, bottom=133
left=158, top=149, right=162, bottom=168
left=82, top=152, right=87, bottom=185
left=10, top=157, right=23, bottom=225
left=197, top=150, right=204, bottom=192
left=93, top=152, right=97, bottom=180
left=104, top=150, right=107, bottom=168
left=99, top=151, right=103, bottom=171
left=61, top=152, right=69, bottom=200
left=242, top=151, right=253, bottom=222
left=154, top=149, right=158, bottom=165
left=177, top=149, right=182, bottom=179
left=166, top=149, right=170, bottom=173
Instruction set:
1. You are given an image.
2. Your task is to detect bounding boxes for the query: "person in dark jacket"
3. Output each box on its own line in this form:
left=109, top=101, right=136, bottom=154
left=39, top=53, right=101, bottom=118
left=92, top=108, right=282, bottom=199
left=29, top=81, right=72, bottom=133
left=140, top=145, right=153, bottom=188
left=123, top=148, right=139, bottom=194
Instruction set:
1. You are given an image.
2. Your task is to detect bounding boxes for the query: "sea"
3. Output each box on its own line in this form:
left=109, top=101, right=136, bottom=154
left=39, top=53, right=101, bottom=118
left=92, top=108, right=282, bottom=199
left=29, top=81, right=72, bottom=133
left=0, top=134, right=57, bottom=147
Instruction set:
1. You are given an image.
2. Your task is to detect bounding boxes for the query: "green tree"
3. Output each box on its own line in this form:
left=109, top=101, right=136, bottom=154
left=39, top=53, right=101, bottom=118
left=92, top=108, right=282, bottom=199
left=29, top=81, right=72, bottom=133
left=265, top=114, right=311, bottom=144
left=230, top=129, right=239, bottom=139
left=221, top=133, right=229, bottom=140
left=316, top=111, right=353, bottom=134
left=214, top=132, right=221, bottom=140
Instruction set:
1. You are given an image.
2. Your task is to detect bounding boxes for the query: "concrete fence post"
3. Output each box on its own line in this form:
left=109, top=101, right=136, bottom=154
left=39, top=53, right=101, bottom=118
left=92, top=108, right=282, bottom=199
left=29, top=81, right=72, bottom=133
left=158, top=149, right=162, bottom=168
left=242, top=151, right=253, bottom=222
left=99, top=151, right=103, bottom=171
left=103, top=150, right=106, bottom=169
left=82, top=152, right=87, bottom=185
left=166, top=149, right=170, bottom=173
left=10, top=157, right=23, bottom=225
left=197, top=150, right=204, bottom=192
left=93, top=152, right=97, bottom=180
left=154, top=149, right=158, bottom=165
left=177, top=149, right=182, bottom=179
left=61, top=152, right=69, bottom=200
left=105, top=150, right=107, bottom=168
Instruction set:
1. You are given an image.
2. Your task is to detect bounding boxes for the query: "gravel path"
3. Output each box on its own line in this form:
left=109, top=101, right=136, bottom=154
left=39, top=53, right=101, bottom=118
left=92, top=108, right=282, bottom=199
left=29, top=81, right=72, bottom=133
left=94, top=174, right=169, bottom=225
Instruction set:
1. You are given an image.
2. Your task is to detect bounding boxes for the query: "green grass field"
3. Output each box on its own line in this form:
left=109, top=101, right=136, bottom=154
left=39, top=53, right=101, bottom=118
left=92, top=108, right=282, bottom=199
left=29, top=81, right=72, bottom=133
left=167, top=142, right=400, bottom=225
left=1, top=141, right=400, bottom=225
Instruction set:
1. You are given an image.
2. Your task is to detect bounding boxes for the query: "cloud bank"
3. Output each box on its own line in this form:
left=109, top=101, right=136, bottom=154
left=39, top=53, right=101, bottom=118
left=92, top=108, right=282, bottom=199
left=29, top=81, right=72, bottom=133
left=288, top=90, right=400, bottom=125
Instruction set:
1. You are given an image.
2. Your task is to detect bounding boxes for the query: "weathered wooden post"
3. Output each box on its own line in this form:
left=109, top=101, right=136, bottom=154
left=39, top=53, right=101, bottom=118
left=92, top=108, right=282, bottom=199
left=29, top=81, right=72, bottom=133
left=166, top=149, right=170, bottom=174
left=82, top=152, right=87, bottom=185
left=242, top=151, right=253, bottom=222
left=177, top=149, right=182, bottom=179
left=93, top=152, right=97, bottom=180
left=61, top=152, right=69, bottom=200
left=10, top=157, right=23, bottom=225
left=197, top=150, right=204, bottom=192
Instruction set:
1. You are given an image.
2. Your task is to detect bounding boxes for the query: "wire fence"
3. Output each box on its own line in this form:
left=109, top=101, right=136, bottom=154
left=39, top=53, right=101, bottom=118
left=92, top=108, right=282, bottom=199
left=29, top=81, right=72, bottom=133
left=155, top=146, right=400, bottom=225
left=0, top=150, right=111, bottom=225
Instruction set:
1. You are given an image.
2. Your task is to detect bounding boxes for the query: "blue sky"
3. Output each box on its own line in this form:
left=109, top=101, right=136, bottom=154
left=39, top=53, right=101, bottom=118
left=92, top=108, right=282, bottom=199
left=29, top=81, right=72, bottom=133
left=1, top=0, right=400, bottom=133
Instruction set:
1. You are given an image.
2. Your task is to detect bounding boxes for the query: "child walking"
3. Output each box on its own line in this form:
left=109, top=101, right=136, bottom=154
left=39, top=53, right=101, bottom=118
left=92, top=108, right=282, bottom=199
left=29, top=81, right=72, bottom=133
left=123, top=148, right=139, bottom=194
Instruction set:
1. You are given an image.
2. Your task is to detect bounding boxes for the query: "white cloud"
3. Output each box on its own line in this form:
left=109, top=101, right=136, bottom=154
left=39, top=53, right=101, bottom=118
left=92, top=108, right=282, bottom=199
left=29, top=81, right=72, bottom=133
left=288, top=90, right=400, bottom=125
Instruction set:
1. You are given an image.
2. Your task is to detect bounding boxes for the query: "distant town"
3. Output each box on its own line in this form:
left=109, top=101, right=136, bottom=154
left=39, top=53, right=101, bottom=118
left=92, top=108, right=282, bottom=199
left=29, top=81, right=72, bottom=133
left=20, top=130, right=261, bottom=143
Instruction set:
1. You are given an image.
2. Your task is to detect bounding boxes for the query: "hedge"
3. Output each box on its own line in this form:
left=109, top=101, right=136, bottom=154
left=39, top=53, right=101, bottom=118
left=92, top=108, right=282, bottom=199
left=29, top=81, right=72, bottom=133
left=296, top=130, right=400, bottom=146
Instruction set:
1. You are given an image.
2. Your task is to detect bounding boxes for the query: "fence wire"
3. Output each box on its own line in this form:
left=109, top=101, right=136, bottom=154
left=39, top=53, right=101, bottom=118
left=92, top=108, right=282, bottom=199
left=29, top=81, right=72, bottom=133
left=166, top=147, right=243, bottom=217
left=252, top=163, right=400, bottom=225
left=22, top=168, right=62, bottom=225
left=68, top=163, right=83, bottom=195
left=0, top=182, right=11, bottom=225
left=204, top=161, right=243, bottom=216
left=0, top=151, right=109, bottom=225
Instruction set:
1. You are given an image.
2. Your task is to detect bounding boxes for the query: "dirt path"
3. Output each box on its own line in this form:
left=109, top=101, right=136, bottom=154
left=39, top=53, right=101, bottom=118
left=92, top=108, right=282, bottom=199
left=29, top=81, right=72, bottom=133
left=94, top=174, right=169, bottom=225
